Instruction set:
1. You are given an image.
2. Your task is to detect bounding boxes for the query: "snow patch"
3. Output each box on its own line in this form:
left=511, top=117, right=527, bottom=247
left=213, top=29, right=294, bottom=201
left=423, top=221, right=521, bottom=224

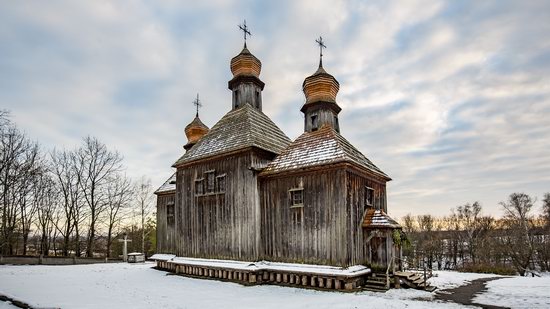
left=473, top=276, right=550, bottom=309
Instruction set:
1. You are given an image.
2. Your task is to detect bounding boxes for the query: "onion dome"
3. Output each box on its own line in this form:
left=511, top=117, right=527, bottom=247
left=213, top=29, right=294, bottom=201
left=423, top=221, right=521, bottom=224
left=184, top=116, right=209, bottom=151
left=302, top=64, right=340, bottom=105
left=230, top=46, right=262, bottom=78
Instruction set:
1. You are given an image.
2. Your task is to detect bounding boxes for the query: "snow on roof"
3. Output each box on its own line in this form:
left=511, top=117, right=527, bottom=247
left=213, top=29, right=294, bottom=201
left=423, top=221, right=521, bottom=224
left=362, top=209, right=401, bottom=229
left=168, top=257, right=371, bottom=277
left=149, top=254, right=176, bottom=261
left=261, top=125, right=389, bottom=179
left=173, top=104, right=291, bottom=167
left=128, top=252, right=144, bottom=256
left=154, top=173, right=176, bottom=195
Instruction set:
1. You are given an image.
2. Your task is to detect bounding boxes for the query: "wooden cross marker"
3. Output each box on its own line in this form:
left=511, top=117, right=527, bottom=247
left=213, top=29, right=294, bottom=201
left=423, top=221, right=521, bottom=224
left=118, top=233, right=132, bottom=262
left=193, top=93, right=202, bottom=117
left=315, top=36, right=327, bottom=67
left=238, top=20, right=252, bottom=47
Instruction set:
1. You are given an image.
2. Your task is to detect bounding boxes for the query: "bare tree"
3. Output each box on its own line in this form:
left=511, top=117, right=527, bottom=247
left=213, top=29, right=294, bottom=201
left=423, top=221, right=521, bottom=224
left=20, top=152, right=44, bottom=255
left=104, top=174, right=133, bottom=258
left=0, top=116, right=42, bottom=255
left=500, top=193, right=536, bottom=276
left=543, top=193, right=550, bottom=228
left=135, top=176, right=153, bottom=255
left=75, top=136, right=123, bottom=257
left=35, top=174, right=59, bottom=256
left=456, top=201, right=483, bottom=264
left=51, top=149, right=83, bottom=256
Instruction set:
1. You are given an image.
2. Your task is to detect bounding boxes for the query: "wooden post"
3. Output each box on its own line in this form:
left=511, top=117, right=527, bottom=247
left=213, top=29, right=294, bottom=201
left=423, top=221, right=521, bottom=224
left=276, top=273, right=282, bottom=282
left=310, top=277, right=317, bottom=287
left=326, top=278, right=333, bottom=289
left=335, top=280, right=341, bottom=290
left=283, top=273, right=288, bottom=283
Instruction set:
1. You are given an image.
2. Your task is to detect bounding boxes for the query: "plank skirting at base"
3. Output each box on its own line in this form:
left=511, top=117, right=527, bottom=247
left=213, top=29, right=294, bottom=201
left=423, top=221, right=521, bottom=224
left=155, top=260, right=365, bottom=291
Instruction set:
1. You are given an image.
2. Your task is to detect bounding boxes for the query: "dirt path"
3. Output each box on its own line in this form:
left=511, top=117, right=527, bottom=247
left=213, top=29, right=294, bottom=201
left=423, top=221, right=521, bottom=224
left=435, top=277, right=509, bottom=309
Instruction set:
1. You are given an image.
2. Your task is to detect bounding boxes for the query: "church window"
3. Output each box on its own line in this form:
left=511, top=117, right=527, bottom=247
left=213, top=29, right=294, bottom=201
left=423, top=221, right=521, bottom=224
left=311, top=115, right=318, bottom=131
left=365, top=187, right=375, bottom=208
left=234, top=90, right=240, bottom=108
left=289, top=188, right=303, bottom=207
left=205, top=171, right=215, bottom=193
left=195, top=178, right=204, bottom=195
left=166, top=202, right=175, bottom=226
left=255, top=91, right=260, bottom=108
left=334, top=115, right=339, bottom=131
left=216, top=174, right=226, bottom=193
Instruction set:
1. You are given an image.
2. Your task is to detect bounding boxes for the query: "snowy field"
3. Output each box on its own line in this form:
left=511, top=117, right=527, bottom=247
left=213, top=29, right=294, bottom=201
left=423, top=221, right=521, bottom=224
left=0, top=263, right=549, bottom=309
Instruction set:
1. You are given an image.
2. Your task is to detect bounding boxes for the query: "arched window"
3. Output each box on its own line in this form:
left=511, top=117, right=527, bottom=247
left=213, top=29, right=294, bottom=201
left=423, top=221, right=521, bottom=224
left=311, top=115, right=318, bottom=131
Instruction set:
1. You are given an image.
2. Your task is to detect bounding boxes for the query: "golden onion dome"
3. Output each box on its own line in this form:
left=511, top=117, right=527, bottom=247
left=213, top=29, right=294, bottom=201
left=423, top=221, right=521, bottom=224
left=184, top=116, right=209, bottom=149
left=230, top=46, right=262, bottom=77
left=302, top=65, right=340, bottom=105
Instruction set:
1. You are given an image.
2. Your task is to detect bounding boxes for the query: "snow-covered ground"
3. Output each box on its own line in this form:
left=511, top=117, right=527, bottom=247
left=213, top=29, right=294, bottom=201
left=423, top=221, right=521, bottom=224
left=0, top=263, right=549, bottom=309
left=473, top=276, right=550, bottom=308
left=0, top=301, right=17, bottom=309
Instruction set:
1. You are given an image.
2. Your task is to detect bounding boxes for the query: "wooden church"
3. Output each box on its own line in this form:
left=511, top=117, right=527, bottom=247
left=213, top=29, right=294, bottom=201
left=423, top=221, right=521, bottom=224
left=153, top=29, right=404, bottom=290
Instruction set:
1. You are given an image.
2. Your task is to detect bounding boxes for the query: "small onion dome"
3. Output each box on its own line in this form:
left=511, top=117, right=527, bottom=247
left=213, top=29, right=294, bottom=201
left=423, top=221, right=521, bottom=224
left=302, top=65, right=340, bottom=105
left=230, top=46, right=262, bottom=77
left=184, top=116, right=209, bottom=150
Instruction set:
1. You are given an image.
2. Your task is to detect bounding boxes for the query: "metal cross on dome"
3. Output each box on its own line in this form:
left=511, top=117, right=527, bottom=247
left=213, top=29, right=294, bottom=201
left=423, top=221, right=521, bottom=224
left=315, top=36, right=326, bottom=67
left=193, top=93, right=202, bottom=117
left=238, top=20, right=252, bottom=47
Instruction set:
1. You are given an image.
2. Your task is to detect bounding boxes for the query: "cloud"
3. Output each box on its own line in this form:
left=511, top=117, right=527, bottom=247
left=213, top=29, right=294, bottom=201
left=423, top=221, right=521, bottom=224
left=1, top=0, right=549, bottom=218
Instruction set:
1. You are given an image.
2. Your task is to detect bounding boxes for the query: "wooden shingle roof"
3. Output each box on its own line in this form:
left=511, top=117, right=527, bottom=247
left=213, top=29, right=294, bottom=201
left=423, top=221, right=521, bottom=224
left=173, top=104, right=291, bottom=167
left=154, top=172, right=176, bottom=195
left=260, top=125, right=390, bottom=179
left=362, top=209, right=401, bottom=229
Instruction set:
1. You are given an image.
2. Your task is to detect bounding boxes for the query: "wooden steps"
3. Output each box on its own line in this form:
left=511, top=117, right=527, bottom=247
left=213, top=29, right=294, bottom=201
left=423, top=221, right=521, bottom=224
left=394, top=271, right=436, bottom=292
left=362, top=275, right=389, bottom=292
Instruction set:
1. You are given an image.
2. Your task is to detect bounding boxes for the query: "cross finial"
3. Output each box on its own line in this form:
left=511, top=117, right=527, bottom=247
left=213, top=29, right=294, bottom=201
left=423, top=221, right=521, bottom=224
left=315, top=36, right=326, bottom=67
left=238, top=20, right=252, bottom=48
left=193, top=93, right=202, bottom=117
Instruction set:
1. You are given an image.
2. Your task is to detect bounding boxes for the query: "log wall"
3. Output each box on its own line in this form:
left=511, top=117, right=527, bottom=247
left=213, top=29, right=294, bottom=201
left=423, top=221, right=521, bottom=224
left=175, top=149, right=273, bottom=261
left=260, top=166, right=389, bottom=267
left=260, top=168, right=349, bottom=266
left=156, top=192, right=176, bottom=254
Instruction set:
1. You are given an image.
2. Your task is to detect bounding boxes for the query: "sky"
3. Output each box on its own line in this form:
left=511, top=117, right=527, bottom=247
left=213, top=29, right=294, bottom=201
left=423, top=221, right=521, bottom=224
left=1, top=0, right=549, bottom=218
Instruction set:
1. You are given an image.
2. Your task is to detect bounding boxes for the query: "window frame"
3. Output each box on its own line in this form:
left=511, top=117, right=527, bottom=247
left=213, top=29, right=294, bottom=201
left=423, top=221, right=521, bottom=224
left=194, top=178, right=204, bottom=196
left=289, top=188, right=304, bottom=208
left=166, top=202, right=175, bottom=226
left=216, top=174, right=226, bottom=193
left=365, top=186, right=375, bottom=208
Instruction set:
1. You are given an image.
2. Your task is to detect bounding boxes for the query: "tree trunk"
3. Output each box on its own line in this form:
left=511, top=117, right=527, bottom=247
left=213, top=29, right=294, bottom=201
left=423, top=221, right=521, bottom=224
left=106, top=224, right=113, bottom=258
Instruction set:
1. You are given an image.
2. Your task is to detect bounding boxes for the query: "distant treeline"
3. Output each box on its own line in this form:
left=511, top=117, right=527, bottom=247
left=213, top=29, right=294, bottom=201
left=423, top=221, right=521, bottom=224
left=401, top=193, right=550, bottom=276
left=0, top=110, right=156, bottom=258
